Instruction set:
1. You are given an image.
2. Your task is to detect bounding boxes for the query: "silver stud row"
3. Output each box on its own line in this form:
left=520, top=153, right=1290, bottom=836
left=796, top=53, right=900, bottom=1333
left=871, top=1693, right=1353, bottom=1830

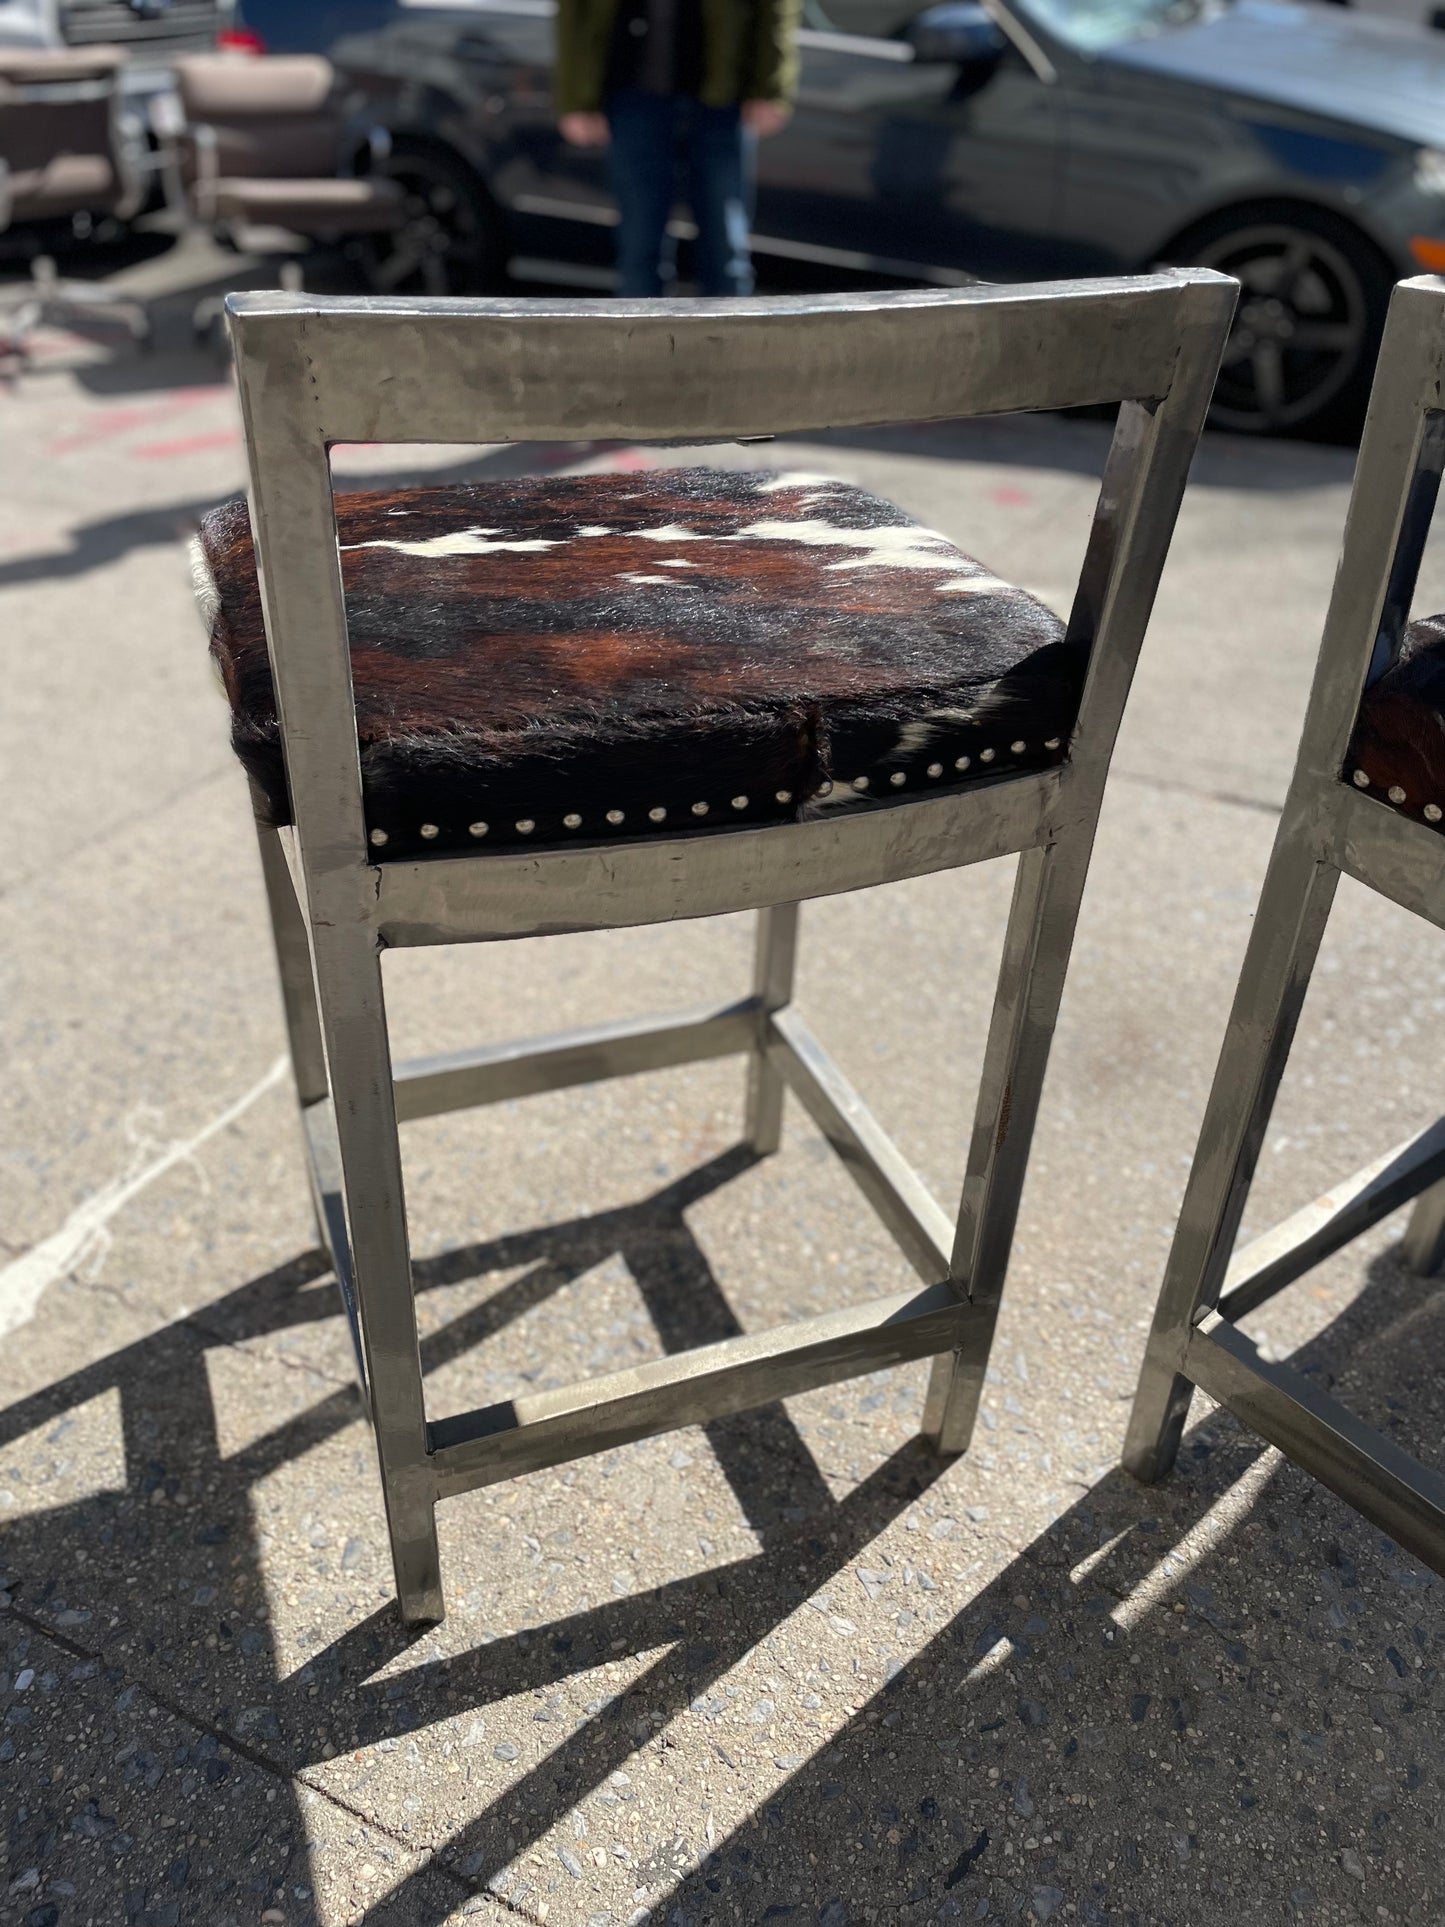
left=1352, top=769, right=1444, bottom=823
left=366, top=740, right=1070, bottom=850
left=838, top=737, right=1062, bottom=796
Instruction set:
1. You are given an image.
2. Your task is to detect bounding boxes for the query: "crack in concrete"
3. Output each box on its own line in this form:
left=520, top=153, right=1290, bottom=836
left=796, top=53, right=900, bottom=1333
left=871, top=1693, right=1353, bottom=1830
left=0, top=761, right=232, bottom=905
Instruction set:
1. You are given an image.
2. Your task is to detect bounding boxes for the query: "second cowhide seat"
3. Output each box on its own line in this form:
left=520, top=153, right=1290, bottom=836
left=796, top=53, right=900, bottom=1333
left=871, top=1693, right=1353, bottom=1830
left=1346, top=610, right=1445, bottom=828
left=195, top=467, right=1079, bottom=860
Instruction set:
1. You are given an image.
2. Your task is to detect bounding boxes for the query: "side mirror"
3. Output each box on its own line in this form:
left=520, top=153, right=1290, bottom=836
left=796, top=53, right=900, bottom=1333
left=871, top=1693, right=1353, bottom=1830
left=905, top=0, right=1008, bottom=65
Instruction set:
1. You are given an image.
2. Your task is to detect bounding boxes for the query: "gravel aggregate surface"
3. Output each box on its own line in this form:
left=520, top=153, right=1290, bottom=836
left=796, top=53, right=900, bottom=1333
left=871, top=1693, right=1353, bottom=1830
left=3, top=235, right=1443, bottom=1926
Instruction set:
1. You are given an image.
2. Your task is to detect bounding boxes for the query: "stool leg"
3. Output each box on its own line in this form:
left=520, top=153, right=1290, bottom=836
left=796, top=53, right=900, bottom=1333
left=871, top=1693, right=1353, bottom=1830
left=253, top=815, right=333, bottom=1258
left=745, top=902, right=800, bottom=1155
left=1401, top=1174, right=1445, bottom=1276
left=923, top=836, right=1092, bottom=1457
left=1124, top=829, right=1338, bottom=1485
left=309, top=914, right=443, bottom=1625
left=252, top=813, right=328, bottom=1109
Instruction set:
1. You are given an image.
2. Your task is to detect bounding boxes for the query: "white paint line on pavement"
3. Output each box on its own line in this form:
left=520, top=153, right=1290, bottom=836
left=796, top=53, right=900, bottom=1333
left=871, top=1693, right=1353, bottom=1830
left=0, top=1056, right=288, bottom=1340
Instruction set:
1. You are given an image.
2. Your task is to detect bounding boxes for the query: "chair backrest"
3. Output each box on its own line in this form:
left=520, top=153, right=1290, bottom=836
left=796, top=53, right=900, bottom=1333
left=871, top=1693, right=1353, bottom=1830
left=173, top=54, right=342, bottom=182
left=0, top=48, right=125, bottom=224
left=1289, top=276, right=1445, bottom=789
left=225, top=278, right=1236, bottom=901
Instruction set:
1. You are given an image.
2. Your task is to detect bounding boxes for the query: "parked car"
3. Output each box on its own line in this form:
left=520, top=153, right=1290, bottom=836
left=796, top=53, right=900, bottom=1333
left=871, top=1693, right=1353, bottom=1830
left=259, top=0, right=1445, bottom=437
left=315, top=0, right=1445, bottom=438
left=220, top=0, right=397, bottom=55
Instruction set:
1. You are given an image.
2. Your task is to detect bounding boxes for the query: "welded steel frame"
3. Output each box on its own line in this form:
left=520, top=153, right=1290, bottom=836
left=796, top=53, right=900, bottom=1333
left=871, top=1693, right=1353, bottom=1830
left=1125, top=276, right=1445, bottom=1576
left=228, top=273, right=1234, bottom=1623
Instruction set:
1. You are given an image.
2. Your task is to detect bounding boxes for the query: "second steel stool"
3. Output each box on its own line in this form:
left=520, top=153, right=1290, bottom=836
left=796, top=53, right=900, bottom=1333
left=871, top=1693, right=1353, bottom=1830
left=202, top=276, right=1233, bottom=1623
left=1126, top=276, right=1445, bottom=1576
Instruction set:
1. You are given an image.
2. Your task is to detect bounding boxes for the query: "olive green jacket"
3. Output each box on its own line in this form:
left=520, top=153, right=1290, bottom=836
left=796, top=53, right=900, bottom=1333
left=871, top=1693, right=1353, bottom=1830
left=554, top=0, right=801, bottom=114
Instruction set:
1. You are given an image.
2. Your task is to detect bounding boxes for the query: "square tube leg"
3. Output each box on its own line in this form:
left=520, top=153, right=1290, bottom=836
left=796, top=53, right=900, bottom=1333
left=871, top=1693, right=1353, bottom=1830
left=1402, top=1174, right=1445, bottom=1276
left=923, top=834, right=1095, bottom=1456
left=307, top=906, right=443, bottom=1624
left=252, top=810, right=328, bottom=1110
left=744, top=902, right=800, bottom=1155
left=253, top=812, right=332, bottom=1254
left=1123, top=826, right=1339, bottom=1486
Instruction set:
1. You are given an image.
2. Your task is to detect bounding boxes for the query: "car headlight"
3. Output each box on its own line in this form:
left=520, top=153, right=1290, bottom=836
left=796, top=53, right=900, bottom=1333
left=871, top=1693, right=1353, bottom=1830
left=1417, top=149, right=1445, bottom=194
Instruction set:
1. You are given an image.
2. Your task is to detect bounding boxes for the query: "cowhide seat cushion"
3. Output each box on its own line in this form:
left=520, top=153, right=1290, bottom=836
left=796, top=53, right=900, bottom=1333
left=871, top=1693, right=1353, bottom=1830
left=1347, top=612, right=1445, bottom=831
left=194, top=468, right=1081, bottom=858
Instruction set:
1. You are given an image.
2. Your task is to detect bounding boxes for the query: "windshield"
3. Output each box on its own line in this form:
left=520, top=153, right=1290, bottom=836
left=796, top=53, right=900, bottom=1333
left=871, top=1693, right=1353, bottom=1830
left=1014, top=0, right=1221, bottom=52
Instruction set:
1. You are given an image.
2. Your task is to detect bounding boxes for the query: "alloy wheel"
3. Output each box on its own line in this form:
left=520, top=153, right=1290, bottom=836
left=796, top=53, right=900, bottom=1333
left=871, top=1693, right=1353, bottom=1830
left=1191, top=223, right=1367, bottom=434
left=362, top=155, right=491, bottom=297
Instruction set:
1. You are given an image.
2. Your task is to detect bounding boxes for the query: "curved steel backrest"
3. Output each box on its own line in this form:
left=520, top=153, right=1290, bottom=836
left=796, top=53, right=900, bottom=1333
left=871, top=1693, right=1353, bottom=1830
left=225, top=277, right=1235, bottom=906
left=1301, top=278, right=1445, bottom=726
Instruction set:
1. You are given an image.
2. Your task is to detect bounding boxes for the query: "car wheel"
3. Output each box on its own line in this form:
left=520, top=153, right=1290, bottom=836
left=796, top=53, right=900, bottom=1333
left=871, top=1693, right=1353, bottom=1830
left=1172, top=206, right=1393, bottom=438
left=360, top=146, right=502, bottom=296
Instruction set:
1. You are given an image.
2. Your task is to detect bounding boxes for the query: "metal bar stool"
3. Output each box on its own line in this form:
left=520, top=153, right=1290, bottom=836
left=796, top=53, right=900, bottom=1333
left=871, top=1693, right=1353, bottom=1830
left=1126, top=275, right=1445, bottom=1576
left=209, top=277, right=1232, bottom=1624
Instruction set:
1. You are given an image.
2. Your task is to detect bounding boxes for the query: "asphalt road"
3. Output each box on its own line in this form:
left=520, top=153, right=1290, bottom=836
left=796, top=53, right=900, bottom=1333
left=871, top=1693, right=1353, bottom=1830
left=2, top=234, right=1444, bottom=1927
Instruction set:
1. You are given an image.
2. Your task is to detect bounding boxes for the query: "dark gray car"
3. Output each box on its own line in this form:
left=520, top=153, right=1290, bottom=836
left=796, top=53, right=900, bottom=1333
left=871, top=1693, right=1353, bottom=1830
left=332, top=0, right=1445, bottom=435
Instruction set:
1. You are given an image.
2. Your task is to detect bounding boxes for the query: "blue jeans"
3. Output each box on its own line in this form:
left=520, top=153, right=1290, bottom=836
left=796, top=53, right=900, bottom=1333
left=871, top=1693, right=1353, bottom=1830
left=606, top=90, right=755, bottom=297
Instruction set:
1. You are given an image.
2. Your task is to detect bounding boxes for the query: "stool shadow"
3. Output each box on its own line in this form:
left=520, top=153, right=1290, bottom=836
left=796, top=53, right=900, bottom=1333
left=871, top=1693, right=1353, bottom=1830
left=408, top=1145, right=836, bottom=1543
left=355, top=1236, right=1444, bottom=1925
left=0, top=1181, right=1441, bottom=1923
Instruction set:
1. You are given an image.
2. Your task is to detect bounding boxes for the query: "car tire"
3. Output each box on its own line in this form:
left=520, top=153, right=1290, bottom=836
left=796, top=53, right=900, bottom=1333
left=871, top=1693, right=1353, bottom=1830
left=1166, top=202, right=1394, bottom=440
left=359, top=144, right=504, bottom=296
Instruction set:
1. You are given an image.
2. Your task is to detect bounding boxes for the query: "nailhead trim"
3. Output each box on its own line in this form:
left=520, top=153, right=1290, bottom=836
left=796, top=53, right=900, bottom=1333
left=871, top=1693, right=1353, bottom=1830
left=370, top=828, right=388, bottom=847
left=1359, top=774, right=1445, bottom=826
left=422, top=737, right=1074, bottom=849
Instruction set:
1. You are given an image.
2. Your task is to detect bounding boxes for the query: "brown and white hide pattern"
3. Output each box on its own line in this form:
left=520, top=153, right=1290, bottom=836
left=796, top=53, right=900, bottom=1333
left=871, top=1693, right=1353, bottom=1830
left=1348, top=612, right=1445, bottom=832
left=194, top=468, right=1080, bottom=858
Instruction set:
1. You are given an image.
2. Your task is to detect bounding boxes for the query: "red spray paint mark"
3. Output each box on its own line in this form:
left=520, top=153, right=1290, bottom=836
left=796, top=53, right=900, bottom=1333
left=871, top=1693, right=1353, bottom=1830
left=131, top=428, right=243, bottom=460
left=48, top=386, right=227, bottom=454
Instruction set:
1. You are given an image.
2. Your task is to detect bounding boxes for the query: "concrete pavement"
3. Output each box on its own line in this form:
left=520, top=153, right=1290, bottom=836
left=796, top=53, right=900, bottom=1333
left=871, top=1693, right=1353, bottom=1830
left=2, top=238, right=1444, bottom=1927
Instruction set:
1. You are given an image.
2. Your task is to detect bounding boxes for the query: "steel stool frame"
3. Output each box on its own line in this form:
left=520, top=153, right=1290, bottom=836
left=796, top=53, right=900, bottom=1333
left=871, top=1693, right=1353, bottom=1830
left=228, top=274, right=1234, bottom=1623
left=1125, top=276, right=1445, bottom=1575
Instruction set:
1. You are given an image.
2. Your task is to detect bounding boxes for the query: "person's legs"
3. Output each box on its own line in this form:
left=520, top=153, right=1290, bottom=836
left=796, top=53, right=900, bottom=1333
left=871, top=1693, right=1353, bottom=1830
left=685, top=101, right=755, bottom=296
left=606, top=90, right=679, bottom=296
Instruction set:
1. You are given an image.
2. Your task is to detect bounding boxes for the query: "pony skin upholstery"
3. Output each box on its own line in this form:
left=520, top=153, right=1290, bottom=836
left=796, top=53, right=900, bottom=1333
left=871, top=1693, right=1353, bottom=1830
left=194, top=467, right=1083, bottom=858
left=1347, top=612, right=1445, bottom=830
